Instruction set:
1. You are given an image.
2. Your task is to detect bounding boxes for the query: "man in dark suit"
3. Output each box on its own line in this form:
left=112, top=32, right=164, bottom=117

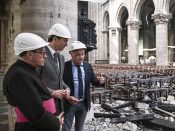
left=62, top=41, right=105, bottom=131
left=38, top=23, right=73, bottom=115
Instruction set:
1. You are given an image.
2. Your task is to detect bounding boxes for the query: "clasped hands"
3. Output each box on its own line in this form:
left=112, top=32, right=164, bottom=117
left=52, top=89, right=70, bottom=99
left=52, top=89, right=79, bottom=104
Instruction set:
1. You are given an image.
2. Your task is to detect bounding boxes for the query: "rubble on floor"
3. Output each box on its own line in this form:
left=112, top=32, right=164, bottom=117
left=84, top=95, right=175, bottom=131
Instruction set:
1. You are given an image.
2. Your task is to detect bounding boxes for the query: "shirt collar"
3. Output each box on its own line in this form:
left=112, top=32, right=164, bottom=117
left=47, top=45, right=55, bottom=56
left=71, top=61, right=83, bottom=66
left=47, top=45, right=60, bottom=56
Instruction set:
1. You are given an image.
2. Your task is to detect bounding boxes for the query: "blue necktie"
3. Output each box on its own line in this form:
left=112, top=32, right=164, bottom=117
left=77, top=65, right=83, bottom=99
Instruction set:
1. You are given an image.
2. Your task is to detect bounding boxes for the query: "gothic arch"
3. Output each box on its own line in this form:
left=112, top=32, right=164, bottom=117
left=115, top=4, right=129, bottom=63
left=134, top=0, right=155, bottom=20
left=103, top=11, right=109, bottom=31
left=115, top=3, right=129, bottom=27
left=102, top=11, right=110, bottom=63
left=139, top=0, right=155, bottom=59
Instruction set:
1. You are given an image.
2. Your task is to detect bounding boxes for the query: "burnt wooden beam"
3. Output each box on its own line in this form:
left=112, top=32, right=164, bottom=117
left=153, top=106, right=175, bottom=118
left=111, top=114, right=154, bottom=123
left=144, top=118, right=175, bottom=131
left=112, top=96, right=143, bottom=101
left=114, top=101, right=134, bottom=109
left=157, top=104, right=175, bottom=112
left=94, top=113, right=120, bottom=118
left=101, top=103, right=120, bottom=114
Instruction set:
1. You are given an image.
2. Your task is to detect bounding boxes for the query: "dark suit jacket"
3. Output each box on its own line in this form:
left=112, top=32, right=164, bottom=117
left=63, top=60, right=101, bottom=113
left=38, top=46, right=69, bottom=114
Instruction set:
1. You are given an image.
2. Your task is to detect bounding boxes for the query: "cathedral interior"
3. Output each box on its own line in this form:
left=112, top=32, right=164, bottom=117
left=1, top=0, right=175, bottom=131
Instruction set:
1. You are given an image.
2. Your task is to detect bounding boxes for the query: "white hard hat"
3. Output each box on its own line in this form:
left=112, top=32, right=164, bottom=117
left=69, top=41, right=86, bottom=52
left=48, top=23, right=71, bottom=39
left=14, top=33, right=48, bottom=55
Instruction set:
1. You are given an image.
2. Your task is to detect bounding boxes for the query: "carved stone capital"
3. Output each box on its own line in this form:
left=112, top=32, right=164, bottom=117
left=117, top=27, right=122, bottom=32
left=109, top=27, right=116, bottom=34
left=126, top=20, right=142, bottom=30
left=152, top=13, right=172, bottom=25
left=111, top=29, right=116, bottom=34
left=102, top=30, right=109, bottom=33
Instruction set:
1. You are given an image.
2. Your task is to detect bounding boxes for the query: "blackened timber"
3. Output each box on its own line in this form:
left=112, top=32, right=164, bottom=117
left=112, top=96, right=143, bottom=101
left=144, top=118, right=175, bottom=131
left=112, top=97, right=132, bottom=101
left=153, top=106, right=175, bottom=118
left=157, top=104, right=175, bottom=112
left=94, top=113, right=120, bottom=118
left=111, top=114, right=154, bottom=123
left=101, top=103, right=120, bottom=114
left=114, top=101, right=134, bottom=109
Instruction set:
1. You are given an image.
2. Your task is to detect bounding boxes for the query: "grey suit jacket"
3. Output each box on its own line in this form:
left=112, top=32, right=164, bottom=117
left=38, top=46, right=69, bottom=114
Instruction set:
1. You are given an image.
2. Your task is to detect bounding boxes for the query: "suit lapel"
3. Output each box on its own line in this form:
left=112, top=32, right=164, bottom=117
left=45, top=47, right=60, bottom=77
left=57, top=54, right=62, bottom=78
left=67, top=61, right=74, bottom=95
left=83, top=62, right=88, bottom=90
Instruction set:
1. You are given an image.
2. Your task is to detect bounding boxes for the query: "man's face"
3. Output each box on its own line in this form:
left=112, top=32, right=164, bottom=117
left=70, top=49, right=85, bottom=65
left=54, top=37, right=68, bottom=51
left=30, top=47, right=47, bottom=67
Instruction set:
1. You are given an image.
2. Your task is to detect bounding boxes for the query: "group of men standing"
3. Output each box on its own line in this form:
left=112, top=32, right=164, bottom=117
left=3, top=23, right=105, bottom=131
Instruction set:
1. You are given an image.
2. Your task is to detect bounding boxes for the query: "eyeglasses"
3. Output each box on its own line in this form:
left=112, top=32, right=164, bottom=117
left=32, top=50, right=47, bottom=56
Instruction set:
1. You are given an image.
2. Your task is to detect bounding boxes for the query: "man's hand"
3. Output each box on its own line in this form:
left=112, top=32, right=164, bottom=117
left=57, top=112, right=64, bottom=125
left=63, top=88, right=71, bottom=99
left=67, top=96, right=80, bottom=104
left=97, top=76, right=105, bottom=85
left=52, top=89, right=66, bottom=99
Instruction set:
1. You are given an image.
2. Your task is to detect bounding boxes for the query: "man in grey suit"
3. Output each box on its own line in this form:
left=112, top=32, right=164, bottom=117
left=38, top=23, right=77, bottom=115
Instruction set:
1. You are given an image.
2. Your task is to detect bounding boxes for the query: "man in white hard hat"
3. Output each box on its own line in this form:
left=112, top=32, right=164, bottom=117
left=38, top=23, right=77, bottom=116
left=62, top=41, right=105, bottom=131
left=3, top=33, right=64, bottom=131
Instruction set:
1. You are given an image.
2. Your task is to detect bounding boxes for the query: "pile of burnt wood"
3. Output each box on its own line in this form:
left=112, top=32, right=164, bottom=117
left=90, top=96, right=175, bottom=131
left=89, top=70, right=175, bottom=131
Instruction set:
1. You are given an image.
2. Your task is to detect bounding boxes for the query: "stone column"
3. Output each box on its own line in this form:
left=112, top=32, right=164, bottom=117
left=19, top=0, right=78, bottom=61
left=0, top=17, right=7, bottom=72
left=152, top=13, right=171, bottom=66
left=143, top=30, right=150, bottom=59
left=8, top=1, right=21, bottom=130
left=8, top=0, right=21, bottom=65
left=126, top=20, right=142, bottom=64
left=102, top=30, right=109, bottom=62
left=108, top=27, right=120, bottom=64
left=20, top=0, right=77, bottom=40
left=116, top=27, right=122, bottom=63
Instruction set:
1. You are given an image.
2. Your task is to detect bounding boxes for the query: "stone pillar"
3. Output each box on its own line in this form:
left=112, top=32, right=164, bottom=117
left=126, top=20, right=142, bottom=64
left=0, top=17, right=7, bottom=72
left=143, top=30, right=150, bottom=59
left=8, top=1, right=21, bottom=130
left=8, top=0, right=21, bottom=65
left=19, top=0, right=78, bottom=61
left=102, top=30, right=109, bottom=62
left=152, top=13, right=171, bottom=66
left=108, top=27, right=120, bottom=64
left=116, top=27, right=122, bottom=63
left=20, top=0, right=77, bottom=40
